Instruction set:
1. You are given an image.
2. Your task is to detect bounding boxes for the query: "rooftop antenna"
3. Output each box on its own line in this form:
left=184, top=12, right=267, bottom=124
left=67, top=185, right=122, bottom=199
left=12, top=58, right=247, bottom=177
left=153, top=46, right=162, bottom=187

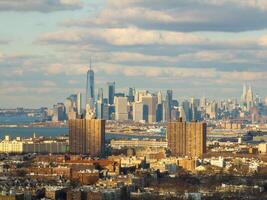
left=90, top=56, right=92, bottom=71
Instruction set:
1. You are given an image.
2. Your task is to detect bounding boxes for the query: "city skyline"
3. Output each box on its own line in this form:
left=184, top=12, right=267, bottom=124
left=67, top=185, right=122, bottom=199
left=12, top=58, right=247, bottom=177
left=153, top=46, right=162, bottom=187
left=1, top=0, right=267, bottom=108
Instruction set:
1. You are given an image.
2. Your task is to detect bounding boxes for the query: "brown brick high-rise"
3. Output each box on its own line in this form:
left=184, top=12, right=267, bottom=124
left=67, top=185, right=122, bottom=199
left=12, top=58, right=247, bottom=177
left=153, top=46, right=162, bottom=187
left=69, top=118, right=105, bottom=157
left=167, top=119, right=206, bottom=158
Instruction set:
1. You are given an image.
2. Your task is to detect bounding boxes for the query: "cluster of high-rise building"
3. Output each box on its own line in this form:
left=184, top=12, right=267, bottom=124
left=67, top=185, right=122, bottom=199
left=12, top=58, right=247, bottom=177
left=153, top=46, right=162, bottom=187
left=44, top=64, right=267, bottom=125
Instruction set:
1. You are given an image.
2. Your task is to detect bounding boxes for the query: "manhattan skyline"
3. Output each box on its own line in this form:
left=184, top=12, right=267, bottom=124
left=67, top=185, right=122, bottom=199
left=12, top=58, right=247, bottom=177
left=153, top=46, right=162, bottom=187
left=1, top=0, right=267, bottom=108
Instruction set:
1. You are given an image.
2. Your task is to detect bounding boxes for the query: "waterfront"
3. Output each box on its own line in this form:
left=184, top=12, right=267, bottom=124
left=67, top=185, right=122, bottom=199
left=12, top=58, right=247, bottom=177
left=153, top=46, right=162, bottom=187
left=0, top=115, right=44, bottom=125
left=0, top=127, right=164, bottom=141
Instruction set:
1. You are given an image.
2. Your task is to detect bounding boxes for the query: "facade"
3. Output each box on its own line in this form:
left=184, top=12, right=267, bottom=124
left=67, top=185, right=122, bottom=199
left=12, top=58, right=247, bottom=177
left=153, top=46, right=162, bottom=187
left=206, top=101, right=217, bottom=119
left=96, top=100, right=103, bottom=119
left=0, top=136, right=67, bottom=154
left=77, top=92, right=82, bottom=116
left=258, top=143, right=267, bottom=154
left=167, top=119, right=206, bottom=158
left=165, top=90, right=173, bottom=121
left=110, top=139, right=168, bottom=149
left=69, top=118, right=105, bottom=156
left=0, top=136, right=23, bottom=153
left=23, top=141, right=67, bottom=154
left=141, top=94, right=157, bottom=123
left=104, top=82, right=115, bottom=105
left=114, top=96, right=128, bottom=121
left=133, top=102, right=144, bottom=122
left=52, top=103, right=66, bottom=122
left=86, top=68, right=95, bottom=109
left=128, top=87, right=135, bottom=102
left=241, top=84, right=254, bottom=111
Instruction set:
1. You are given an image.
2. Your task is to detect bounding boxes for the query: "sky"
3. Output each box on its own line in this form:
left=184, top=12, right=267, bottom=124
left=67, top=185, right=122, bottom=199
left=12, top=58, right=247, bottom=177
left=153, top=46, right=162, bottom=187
left=1, top=0, right=267, bottom=108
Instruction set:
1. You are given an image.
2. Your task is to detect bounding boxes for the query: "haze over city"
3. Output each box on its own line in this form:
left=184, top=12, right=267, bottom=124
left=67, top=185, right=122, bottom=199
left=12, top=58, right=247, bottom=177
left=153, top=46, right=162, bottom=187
left=1, top=0, right=267, bottom=108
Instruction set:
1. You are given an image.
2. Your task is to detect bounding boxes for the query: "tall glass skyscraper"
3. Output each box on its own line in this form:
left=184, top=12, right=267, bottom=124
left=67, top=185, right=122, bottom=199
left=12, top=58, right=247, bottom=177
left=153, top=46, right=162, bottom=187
left=104, top=82, right=115, bottom=105
left=165, top=90, right=173, bottom=121
left=86, top=68, right=95, bottom=109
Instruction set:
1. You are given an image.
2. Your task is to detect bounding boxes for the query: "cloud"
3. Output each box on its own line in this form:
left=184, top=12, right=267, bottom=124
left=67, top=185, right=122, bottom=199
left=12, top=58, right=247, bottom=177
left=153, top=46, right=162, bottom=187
left=38, top=27, right=207, bottom=46
left=0, top=39, right=9, bottom=45
left=0, top=0, right=83, bottom=12
left=95, top=63, right=267, bottom=82
left=44, top=63, right=88, bottom=76
left=259, top=35, right=267, bottom=46
left=200, top=0, right=267, bottom=11
left=63, top=0, right=267, bottom=32
left=101, top=27, right=206, bottom=45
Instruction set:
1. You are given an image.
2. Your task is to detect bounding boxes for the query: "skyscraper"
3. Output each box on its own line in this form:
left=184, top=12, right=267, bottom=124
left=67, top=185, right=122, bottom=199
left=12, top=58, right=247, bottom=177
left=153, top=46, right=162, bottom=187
left=69, top=118, right=105, bottom=156
left=96, top=100, right=103, bottom=119
left=141, top=94, right=157, bottom=123
left=97, top=88, right=104, bottom=102
left=246, top=85, right=254, bottom=110
left=86, top=64, right=95, bottom=109
left=114, top=96, right=128, bottom=121
left=128, top=87, right=135, bottom=102
left=182, top=100, right=191, bottom=121
left=167, top=118, right=206, bottom=158
left=157, top=91, right=163, bottom=104
left=241, top=83, right=254, bottom=111
left=165, top=90, right=173, bottom=121
left=133, top=102, right=144, bottom=122
left=52, top=103, right=66, bottom=122
left=77, top=92, right=82, bottom=116
left=104, top=82, right=115, bottom=105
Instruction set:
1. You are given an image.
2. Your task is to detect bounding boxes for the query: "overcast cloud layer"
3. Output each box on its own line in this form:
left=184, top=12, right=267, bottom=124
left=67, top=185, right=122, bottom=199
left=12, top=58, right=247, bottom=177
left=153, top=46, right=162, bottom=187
left=0, top=0, right=267, bottom=108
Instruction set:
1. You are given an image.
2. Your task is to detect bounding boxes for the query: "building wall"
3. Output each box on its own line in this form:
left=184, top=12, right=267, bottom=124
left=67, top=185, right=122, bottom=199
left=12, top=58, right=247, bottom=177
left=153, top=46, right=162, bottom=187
left=133, top=102, right=144, bottom=122
left=114, top=97, right=128, bottom=121
left=167, top=119, right=206, bottom=158
left=69, top=119, right=105, bottom=156
left=141, top=95, right=157, bottom=123
left=110, top=139, right=167, bottom=149
left=0, top=140, right=23, bottom=153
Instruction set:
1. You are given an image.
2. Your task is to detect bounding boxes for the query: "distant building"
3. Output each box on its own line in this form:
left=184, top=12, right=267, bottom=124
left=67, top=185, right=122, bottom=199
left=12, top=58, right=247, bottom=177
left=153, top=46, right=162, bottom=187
left=104, top=82, right=115, bottom=105
left=0, top=135, right=67, bottom=154
left=241, top=84, right=254, bottom=111
left=141, top=94, right=157, bottom=123
left=110, top=139, right=168, bottom=149
left=165, top=90, right=173, bottom=121
left=181, top=100, right=191, bottom=121
left=114, top=96, right=128, bottom=121
left=167, top=118, right=206, bottom=157
left=206, top=101, right=217, bottom=119
left=77, top=92, right=82, bottom=116
left=132, top=102, right=142, bottom=122
left=128, top=87, right=135, bottom=102
left=52, top=103, right=66, bottom=122
left=86, top=66, right=95, bottom=109
left=258, top=143, right=267, bottom=154
left=0, top=135, right=23, bottom=153
left=96, top=100, right=103, bottom=119
left=69, top=118, right=105, bottom=156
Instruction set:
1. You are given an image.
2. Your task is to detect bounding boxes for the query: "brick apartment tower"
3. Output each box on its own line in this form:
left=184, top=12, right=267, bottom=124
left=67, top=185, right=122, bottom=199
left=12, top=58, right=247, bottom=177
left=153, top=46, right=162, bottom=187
left=69, top=118, right=105, bottom=157
left=167, top=118, right=206, bottom=158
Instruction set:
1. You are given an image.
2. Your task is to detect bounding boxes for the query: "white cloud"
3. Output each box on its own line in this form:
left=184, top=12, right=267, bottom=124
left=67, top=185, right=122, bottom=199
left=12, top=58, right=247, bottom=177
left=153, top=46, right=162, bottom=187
left=100, top=27, right=206, bottom=45
left=45, top=63, right=64, bottom=75
left=38, top=27, right=207, bottom=46
left=259, top=35, right=267, bottom=46
left=201, top=0, right=267, bottom=11
left=0, top=0, right=83, bottom=12
left=38, top=30, right=83, bottom=43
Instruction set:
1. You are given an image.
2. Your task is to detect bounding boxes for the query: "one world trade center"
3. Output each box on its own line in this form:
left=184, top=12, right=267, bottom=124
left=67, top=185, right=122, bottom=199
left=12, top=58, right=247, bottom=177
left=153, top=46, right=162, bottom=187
left=86, top=62, right=95, bottom=110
